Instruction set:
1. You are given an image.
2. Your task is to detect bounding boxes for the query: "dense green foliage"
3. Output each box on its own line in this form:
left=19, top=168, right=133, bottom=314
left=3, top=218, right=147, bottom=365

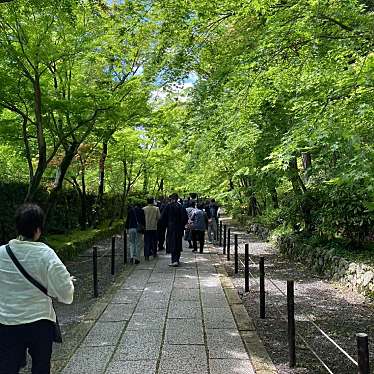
left=153, top=0, right=374, bottom=245
left=0, top=0, right=373, bottom=248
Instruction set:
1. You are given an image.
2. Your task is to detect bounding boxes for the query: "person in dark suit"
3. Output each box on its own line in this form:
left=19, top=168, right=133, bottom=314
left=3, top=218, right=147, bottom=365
left=160, top=193, right=188, bottom=267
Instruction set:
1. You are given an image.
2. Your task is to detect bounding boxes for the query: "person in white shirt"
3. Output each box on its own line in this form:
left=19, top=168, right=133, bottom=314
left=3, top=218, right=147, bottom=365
left=0, top=204, right=74, bottom=374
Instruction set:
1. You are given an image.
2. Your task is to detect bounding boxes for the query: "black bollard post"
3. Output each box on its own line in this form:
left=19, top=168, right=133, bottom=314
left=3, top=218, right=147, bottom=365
left=287, top=280, right=296, bottom=368
left=244, top=243, right=249, bottom=292
left=111, top=236, right=115, bottom=275
left=223, top=225, right=227, bottom=255
left=260, top=257, right=265, bottom=319
left=93, top=246, right=98, bottom=298
left=357, top=333, right=370, bottom=374
left=227, top=228, right=231, bottom=261
left=219, top=220, right=222, bottom=247
left=123, top=228, right=128, bottom=265
left=234, top=234, right=238, bottom=274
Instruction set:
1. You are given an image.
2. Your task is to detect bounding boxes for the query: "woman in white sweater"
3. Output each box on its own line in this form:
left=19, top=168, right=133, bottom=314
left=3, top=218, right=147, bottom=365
left=0, top=204, right=74, bottom=374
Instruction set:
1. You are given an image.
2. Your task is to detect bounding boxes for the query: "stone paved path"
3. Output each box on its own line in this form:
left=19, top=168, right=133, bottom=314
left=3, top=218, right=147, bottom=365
left=61, top=246, right=257, bottom=374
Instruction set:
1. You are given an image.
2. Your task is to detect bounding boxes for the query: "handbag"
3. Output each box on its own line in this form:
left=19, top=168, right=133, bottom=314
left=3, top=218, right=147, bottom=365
left=5, top=244, right=63, bottom=343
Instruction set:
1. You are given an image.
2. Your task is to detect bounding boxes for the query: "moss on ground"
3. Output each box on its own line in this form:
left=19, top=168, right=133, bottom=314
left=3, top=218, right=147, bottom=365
left=44, top=220, right=124, bottom=261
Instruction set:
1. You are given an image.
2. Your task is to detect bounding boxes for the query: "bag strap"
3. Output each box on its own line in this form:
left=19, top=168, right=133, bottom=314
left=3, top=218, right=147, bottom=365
left=5, top=244, right=48, bottom=297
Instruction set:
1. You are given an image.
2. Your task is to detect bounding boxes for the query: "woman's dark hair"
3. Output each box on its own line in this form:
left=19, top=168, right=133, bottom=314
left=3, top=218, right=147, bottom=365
left=15, top=203, right=45, bottom=239
left=147, top=197, right=154, bottom=204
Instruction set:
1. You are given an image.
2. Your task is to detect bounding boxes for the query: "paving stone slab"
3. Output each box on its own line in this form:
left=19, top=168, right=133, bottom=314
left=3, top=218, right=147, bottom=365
left=105, top=360, right=157, bottom=374
left=201, top=293, right=228, bottom=308
left=171, top=288, right=200, bottom=301
left=161, top=344, right=207, bottom=360
left=144, top=284, right=173, bottom=293
left=81, top=321, right=124, bottom=347
left=199, top=278, right=222, bottom=289
left=114, top=330, right=163, bottom=361
left=173, top=278, right=199, bottom=289
left=175, top=269, right=198, bottom=278
left=147, top=275, right=174, bottom=283
left=209, top=359, right=256, bottom=374
left=203, top=307, right=237, bottom=329
left=136, top=297, right=169, bottom=309
left=61, top=346, right=115, bottom=374
left=126, top=313, right=166, bottom=331
left=168, top=300, right=202, bottom=319
left=158, top=358, right=208, bottom=374
left=98, top=303, right=136, bottom=322
left=111, top=290, right=142, bottom=304
left=165, top=318, right=204, bottom=345
left=206, top=329, right=249, bottom=359
left=133, top=306, right=167, bottom=317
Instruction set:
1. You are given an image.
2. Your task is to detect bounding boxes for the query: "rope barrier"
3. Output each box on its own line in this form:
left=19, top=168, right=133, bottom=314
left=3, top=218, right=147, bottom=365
left=295, top=331, right=335, bottom=374
left=238, top=258, right=260, bottom=286
left=267, top=278, right=287, bottom=297
left=305, top=314, right=358, bottom=366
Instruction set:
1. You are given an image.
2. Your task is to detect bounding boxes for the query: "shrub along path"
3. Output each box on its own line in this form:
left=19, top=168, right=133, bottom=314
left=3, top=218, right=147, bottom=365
left=219, top=217, right=374, bottom=374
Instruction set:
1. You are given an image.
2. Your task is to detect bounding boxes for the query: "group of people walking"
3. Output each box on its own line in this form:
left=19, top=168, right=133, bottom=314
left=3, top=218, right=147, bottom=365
left=125, top=193, right=220, bottom=267
left=0, top=194, right=219, bottom=373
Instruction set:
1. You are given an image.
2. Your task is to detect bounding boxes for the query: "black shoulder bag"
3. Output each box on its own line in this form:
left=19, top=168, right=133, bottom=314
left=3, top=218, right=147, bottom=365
left=5, top=244, right=63, bottom=343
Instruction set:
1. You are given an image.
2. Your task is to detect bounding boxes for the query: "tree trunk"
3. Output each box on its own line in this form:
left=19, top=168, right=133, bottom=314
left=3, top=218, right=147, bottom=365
left=98, top=142, right=108, bottom=200
left=143, top=166, right=148, bottom=195
left=302, top=152, right=312, bottom=182
left=25, top=76, right=47, bottom=202
left=158, top=178, right=164, bottom=193
left=80, top=162, right=88, bottom=229
left=45, top=142, right=79, bottom=224
left=288, top=156, right=306, bottom=195
left=229, top=178, right=234, bottom=191
left=270, top=187, right=279, bottom=209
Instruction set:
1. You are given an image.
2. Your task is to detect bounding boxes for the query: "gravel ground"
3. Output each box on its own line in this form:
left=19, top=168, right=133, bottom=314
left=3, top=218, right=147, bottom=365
left=220, top=222, right=373, bottom=374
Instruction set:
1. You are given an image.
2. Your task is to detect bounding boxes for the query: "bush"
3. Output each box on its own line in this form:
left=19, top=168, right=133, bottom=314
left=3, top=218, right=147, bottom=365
left=45, top=219, right=124, bottom=261
left=0, top=182, right=132, bottom=244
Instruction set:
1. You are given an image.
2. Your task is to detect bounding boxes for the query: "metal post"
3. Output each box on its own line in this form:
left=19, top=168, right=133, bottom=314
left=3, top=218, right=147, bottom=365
left=219, top=220, right=222, bottom=247
left=259, top=257, right=265, bottom=319
left=234, top=234, right=238, bottom=274
left=93, top=246, right=98, bottom=298
left=227, top=228, right=231, bottom=261
left=223, top=225, right=227, bottom=255
left=357, top=333, right=370, bottom=374
left=111, top=236, right=115, bottom=275
left=287, top=280, right=296, bottom=367
left=244, top=243, right=249, bottom=292
left=123, top=228, right=128, bottom=264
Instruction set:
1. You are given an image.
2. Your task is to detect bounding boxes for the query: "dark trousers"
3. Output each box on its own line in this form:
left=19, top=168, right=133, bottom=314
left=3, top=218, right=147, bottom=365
left=157, top=224, right=166, bottom=251
left=0, top=319, right=54, bottom=374
left=192, top=230, right=205, bottom=253
left=167, top=230, right=183, bottom=263
left=144, top=230, right=158, bottom=257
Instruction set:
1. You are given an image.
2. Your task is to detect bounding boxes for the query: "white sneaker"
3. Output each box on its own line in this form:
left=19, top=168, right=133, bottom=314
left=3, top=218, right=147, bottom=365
left=168, top=262, right=179, bottom=267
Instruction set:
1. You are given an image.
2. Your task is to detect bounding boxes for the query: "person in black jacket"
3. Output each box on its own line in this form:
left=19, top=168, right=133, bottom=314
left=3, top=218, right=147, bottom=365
left=160, top=193, right=188, bottom=267
left=125, top=204, right=145, bottom=264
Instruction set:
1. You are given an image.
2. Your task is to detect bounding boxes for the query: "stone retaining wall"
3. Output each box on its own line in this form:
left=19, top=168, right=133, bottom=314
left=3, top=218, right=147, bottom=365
left=246, top=223, right=374, bottom=299
left=276, top=235, right=374, bottom=299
